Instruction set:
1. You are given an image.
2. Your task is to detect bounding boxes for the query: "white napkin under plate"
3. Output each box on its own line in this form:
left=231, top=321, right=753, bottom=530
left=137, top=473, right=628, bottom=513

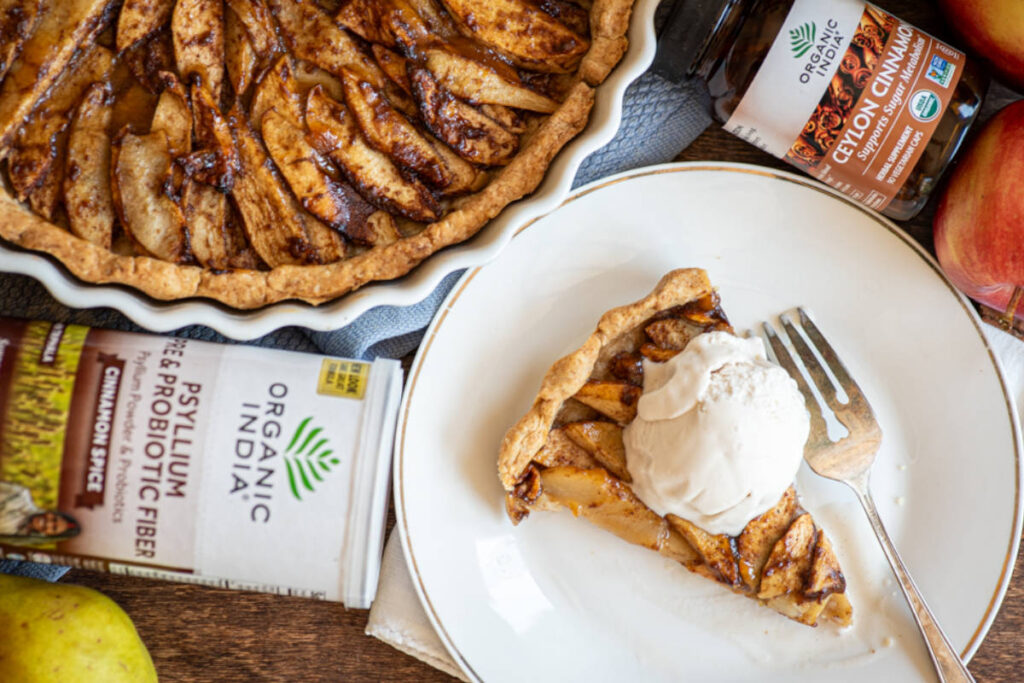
left=366, top=325, right=1024, bottom=681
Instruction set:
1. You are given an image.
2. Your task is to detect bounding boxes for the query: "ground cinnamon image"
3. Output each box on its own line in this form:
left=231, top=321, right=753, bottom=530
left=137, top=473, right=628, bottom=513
left=785, top=7, right=897, bottom=172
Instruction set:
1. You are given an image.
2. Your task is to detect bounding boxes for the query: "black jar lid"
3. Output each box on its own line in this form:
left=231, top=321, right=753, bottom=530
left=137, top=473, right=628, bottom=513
left=652, top=0, right=735, bottom=84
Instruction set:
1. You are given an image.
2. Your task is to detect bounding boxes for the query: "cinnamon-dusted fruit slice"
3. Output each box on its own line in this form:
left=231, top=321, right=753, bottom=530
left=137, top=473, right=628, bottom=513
left=498, top=269, right=853, bottom=627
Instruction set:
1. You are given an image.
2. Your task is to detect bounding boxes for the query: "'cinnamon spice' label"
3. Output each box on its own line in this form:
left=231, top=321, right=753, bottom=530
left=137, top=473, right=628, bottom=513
left=725, top=0, right=965, bottom=212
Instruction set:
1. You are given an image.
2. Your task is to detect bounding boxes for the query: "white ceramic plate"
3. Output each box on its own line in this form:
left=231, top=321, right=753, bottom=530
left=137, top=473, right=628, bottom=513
left=396, top=163, right=1023, bottom=682
left=0, top=0, right=660, bottom=340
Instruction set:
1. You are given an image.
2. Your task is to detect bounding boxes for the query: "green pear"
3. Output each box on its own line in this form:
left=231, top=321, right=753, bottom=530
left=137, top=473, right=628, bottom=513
left=0, top=574, right=158, bottom=682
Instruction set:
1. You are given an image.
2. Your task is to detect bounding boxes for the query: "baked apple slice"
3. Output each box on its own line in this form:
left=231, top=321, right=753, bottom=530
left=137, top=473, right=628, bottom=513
left=8, top=44, right=113, bottom=200
left=179, top=83, right=238, bottom=192
left=371, top=45, right=412, bottom=96
left=116, top=0, right=174, bottom=52
left=572, top=380, right=640, bottom=424
left=410, top=66, right=518, bottom=166
left=291, top=59, right=346, bottom=101
left=181, top=179, right=229, bottom=269
left=0, top=0, right=42, bottom=83
left=228, top=102, right=321, bottom=267
left=560, top=421, right=631, bottom=482
left=150, top=73, right=192, bottom=163
left=263, top=109, right=357, bottom=231
left=439, top=0, right=589, bottom=73
left=64, top=82, right=115, bottom=249
left=172, top=0, right=225, bottom=101
left=251, top=55, right=303, bottom=128
left=225, top=0, right=279, bottom=59
left=339, top=67, right=454, bottom=188
left=423, top=48, right=558, bottom=113
left=306, top=86, right=439, bottom=223
left=225, top=6, right=259, bottom=97
left=266, top=0, right=385, bottom=91
left=112, top=130, right=190, bottom=262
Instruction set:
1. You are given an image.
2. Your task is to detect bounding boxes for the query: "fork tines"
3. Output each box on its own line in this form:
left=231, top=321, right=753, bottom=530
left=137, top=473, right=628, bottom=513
left=760, top=308, right=876, bottom=432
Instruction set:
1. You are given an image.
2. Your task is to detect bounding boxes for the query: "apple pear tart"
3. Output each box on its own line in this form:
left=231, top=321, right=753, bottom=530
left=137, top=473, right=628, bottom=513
left=0, top=0, right=635, bottom=308
left=499, top=269, right=853, bottom=627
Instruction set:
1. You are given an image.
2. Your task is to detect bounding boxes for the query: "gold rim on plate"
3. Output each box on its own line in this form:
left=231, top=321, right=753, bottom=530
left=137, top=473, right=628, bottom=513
left=395, top=162, right=1024, bottom=682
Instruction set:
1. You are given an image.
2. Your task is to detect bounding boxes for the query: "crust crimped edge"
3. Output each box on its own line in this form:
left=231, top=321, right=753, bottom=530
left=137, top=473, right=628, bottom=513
left=0, top=0, right=637, bottom=310
left=498, top=268, right=713, bottom=490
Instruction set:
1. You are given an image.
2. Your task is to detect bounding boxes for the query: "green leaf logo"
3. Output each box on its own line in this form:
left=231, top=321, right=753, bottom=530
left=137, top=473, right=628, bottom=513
left=790, top=22, right=816, bottom=58
left=283, top=416, right=339, bottom=501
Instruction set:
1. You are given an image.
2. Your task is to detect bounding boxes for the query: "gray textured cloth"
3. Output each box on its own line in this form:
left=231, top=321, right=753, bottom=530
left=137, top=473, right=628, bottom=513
left=0, top=33, right=712, bottom=581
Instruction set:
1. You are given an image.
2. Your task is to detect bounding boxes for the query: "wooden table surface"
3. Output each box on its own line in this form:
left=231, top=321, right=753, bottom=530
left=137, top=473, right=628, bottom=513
left=61, top=1, right=1024, bottom=681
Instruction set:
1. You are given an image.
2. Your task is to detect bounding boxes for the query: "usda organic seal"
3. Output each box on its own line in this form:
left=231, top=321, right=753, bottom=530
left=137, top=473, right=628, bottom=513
left=910, top=89, right=942, bottom=122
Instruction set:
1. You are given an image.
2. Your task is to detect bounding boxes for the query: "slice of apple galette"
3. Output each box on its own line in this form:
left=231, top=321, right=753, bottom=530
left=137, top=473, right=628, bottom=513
left=0, top=0, right=635, bottom=308
left=499, top=269, right=853, bottom=627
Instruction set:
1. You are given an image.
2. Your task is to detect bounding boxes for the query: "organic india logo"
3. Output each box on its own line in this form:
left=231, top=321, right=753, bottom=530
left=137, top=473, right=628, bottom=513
left=790, top=22, right=816, bottom=58
left=284, top=416, right=339, bottom=501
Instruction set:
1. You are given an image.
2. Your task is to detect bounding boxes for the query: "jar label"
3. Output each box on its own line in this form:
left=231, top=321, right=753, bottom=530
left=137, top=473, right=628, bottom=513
left=724, top=0, right=965, bottom=211
left=0, top=319, right=401, bottom=605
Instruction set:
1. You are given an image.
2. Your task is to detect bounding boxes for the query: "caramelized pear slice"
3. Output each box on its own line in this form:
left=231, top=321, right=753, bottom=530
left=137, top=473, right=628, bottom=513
left=572, top=380, right=641, bottom=424
left=116, top=0, right=174, bottom=52
left=0, top=0, right=111, bottom=150
left=113, top=130, right=190, bottom=262
left=172, top=0, right=225, bottom=101
left=305, top=87, right=439, bottom=223
left=560, top=421, right=630, bottom=482
left=410, top=66, right=518, bottom=167
left=424, top=48, right=558, bottom=113
left=439, top=0, right=588, bottom=73
left=0, top=0, right=42, bottom=83
left=64, top=83, right=114, bottom=249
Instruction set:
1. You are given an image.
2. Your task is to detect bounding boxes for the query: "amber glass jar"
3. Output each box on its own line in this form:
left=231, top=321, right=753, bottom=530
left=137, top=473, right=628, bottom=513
left=666, top=0, right=986, bottom=220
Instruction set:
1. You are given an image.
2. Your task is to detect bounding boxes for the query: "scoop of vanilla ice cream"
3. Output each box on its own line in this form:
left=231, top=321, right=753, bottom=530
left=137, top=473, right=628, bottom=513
left=623, top=331, right=809, bottom=537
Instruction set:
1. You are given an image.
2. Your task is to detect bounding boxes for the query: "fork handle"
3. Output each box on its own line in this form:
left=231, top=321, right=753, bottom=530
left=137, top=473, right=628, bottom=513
left=850, top=477, right=975, bottom=683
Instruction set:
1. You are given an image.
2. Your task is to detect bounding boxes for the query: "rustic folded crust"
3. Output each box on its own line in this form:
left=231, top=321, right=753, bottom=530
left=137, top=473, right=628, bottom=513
left=499, top=268, right=713, bottom=489
left=497, top=268, right=853, bottom=628
left=0, top=0, right=636, bottom=309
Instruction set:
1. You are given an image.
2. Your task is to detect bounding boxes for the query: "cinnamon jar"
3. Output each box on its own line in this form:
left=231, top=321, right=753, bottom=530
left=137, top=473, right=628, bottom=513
left=661, top=0, right=986, bottom=220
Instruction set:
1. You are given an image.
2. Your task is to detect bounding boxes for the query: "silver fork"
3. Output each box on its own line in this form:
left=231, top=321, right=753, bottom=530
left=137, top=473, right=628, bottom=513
left=761, top=308, right=974, bottom=683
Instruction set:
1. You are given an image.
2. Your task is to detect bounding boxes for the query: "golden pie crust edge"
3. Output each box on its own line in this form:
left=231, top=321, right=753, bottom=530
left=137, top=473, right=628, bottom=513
left=0, top=0, right=637, bottom=310
left=497, top=267, right=714, bottom=490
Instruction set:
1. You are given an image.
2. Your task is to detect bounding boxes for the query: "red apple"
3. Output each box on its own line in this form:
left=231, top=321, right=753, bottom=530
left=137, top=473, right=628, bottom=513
left=934, top=100, right=1024, bottom=324
left=938, top=0, right=1024, bottom=92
